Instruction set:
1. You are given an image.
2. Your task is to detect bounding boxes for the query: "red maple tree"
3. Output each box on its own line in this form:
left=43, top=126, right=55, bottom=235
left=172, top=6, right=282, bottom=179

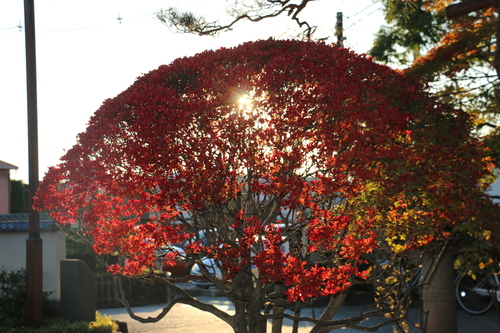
left=35, top=39, right=495, bottom=332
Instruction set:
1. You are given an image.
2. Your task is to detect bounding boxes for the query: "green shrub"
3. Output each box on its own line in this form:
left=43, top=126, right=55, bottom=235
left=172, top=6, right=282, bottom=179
left=0, top=269, right=54, bottom=329
left=1, top=269, right=119, bottom=332
left=6, top=312, right=118, bottom=333
left=0, top=269, right=27, bottom=328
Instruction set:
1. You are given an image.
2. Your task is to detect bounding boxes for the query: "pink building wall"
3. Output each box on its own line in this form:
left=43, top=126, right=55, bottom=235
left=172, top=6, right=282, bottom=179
left=0, top=160, right=18, bottom=214
left=0, top=170, right=10, bottom=214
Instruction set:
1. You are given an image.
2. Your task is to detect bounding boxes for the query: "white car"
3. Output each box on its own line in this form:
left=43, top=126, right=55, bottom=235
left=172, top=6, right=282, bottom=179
left=189, top=225, right=290, bottom=288
left=190, top=257, right=223, bottom=288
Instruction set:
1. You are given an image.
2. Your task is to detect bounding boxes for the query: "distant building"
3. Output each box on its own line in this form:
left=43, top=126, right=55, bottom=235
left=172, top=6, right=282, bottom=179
left=0, top=213, right=65, bottom=301
left=0, top=160, right=18, bottom=214
left=0, top=160, right=65, bottom=301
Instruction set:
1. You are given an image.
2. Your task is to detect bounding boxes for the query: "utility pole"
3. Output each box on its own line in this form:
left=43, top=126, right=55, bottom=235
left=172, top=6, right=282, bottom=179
left=336, top=12, right=344, bottom=48
left=24, top=0, right=43, bottom=327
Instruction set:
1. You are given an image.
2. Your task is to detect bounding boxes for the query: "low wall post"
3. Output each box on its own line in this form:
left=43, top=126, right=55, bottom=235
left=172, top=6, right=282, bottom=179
left=60, top=259, right=96, bottom=322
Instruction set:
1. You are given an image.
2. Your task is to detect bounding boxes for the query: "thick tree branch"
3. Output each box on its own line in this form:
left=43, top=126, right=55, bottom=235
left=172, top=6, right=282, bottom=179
left=445, top=0, right=500, bottom=93
left=446, top=0, right=498, bottom=19
left=157, top=0, right=317, bottom=37
left=113, top=275, right=234, bottom=326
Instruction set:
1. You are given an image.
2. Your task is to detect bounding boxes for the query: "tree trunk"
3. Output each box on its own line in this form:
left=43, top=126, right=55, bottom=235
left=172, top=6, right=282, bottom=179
left=446, top=0, right=497, bottom=19
left=233, top=300, right=250, bottom=333
left=249, top=297, right=267, bottom=333
left=421, top=245, right=457, bottom=333
left=231, top=270, right=266, bottom=333
left=272, top=284, right=286, bottom=333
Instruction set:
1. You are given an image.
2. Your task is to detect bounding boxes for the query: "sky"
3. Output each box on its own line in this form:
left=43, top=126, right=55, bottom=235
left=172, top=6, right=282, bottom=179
left=0, top=0, right=385, bottom=184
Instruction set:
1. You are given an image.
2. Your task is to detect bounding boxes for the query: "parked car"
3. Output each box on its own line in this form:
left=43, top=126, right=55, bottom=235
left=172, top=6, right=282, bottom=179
left=154, top=245, right=193, bottom=277
left=189, top=225, right=290, bottom=288
left=190, top=257, right=224, bottom=288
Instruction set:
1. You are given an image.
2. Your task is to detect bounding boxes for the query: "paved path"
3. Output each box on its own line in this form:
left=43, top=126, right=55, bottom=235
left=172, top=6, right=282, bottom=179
left=100, top=296, right=500, bottom=333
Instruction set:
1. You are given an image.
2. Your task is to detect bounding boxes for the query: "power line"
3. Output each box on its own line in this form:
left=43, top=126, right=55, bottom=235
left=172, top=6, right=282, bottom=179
left=1, top=3, right=383, bottom=38
left=0, top=21, right=23, bottom=34
left=40, top=13, right=156, bottom=32
left=348, top=2, right=379, bottom=19
left=39, top=22, right=111, bottom=32
left=0, top=12, right=156, bottom=34
left=345, top=5, right=382, bottom=31
left=0, top=26, right=18, bottom=32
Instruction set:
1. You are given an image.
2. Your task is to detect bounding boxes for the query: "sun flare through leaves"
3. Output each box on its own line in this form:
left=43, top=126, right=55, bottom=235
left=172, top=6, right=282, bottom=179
left=34, top=39, right=496, bottom=332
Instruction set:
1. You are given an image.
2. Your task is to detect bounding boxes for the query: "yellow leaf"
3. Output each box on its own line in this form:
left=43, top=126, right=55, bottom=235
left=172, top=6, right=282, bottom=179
left=385, top=276, right=398, bottom=284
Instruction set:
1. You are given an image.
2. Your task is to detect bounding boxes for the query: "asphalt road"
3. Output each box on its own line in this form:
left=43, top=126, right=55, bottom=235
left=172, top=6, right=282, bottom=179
left=99, top=295, right=500, bottom=333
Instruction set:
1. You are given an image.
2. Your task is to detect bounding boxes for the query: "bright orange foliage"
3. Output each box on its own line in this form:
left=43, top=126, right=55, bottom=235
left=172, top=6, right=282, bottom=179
left=408, top=3, right=498, bottom=79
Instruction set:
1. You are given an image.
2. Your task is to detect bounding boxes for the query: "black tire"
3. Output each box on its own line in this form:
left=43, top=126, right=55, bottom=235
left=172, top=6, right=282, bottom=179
left=456, top=274, right=494, bottom=315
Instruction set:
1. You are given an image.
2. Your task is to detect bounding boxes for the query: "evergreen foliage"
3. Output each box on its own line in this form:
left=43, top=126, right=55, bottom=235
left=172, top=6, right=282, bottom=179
left=369, top=0, right=499, bottom=166
left=370, top=0, right=446, bottom=65
left=10, top=180, right=29, bottom=214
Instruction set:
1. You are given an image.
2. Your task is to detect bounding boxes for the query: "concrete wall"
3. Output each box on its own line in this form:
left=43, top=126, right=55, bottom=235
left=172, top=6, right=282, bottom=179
left=0, top=229, right=66, bottom=301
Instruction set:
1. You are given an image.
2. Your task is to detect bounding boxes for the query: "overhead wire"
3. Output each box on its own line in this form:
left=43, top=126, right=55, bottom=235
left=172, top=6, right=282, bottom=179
left=0, top=27, right=19, bottom=32
left=0, top=12, right=156, bottom=34
left=331, top=2, right=383, bottom=51
left=349, top=2, right=378, bottom=19
left=1, top=1, right=384, bottom=41
left=344, top=2, right=383, bottom=31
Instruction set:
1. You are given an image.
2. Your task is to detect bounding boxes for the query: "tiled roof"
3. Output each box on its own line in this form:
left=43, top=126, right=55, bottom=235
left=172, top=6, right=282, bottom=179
left=0, top=213, right=58, bottom=232
left=0, top=160, right=18, bottom=170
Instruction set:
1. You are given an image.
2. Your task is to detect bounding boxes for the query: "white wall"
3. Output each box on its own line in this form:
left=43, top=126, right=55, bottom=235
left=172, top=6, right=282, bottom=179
left=0, top=229, right=66, bottom=301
